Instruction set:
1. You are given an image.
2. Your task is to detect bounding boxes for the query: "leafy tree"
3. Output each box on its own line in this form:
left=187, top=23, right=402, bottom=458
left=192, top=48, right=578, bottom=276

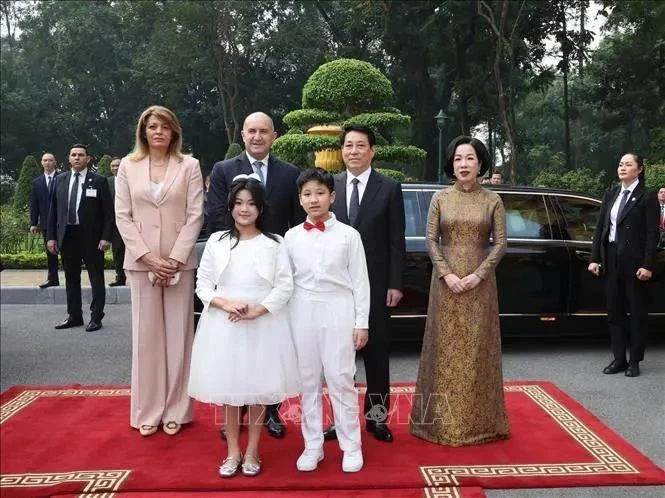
left=13, top=155, right=41, bottom=210
left=96, top=155, right=112, bottom=177
left=0, top=174, right=17, bottom=206
left=225, top=143, right=244, bottom=159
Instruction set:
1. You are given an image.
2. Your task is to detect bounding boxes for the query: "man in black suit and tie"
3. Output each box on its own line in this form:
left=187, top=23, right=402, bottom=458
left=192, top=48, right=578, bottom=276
left=327, top=125, right=406, bottom=442
left=207, top=111, right=305, bottom=438
left=589, top=153, right=660, bottom=378
left=47, top=144, right=114, bottom=332
left=30, top=152, right=60, bottom=288
left=107, top=157, right=126, bottom=286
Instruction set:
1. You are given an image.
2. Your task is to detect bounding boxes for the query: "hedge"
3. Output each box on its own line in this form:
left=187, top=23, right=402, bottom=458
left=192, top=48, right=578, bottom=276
left=283, top=109, right=344, bottom=130
left=0, top=251, right=115, bottom=270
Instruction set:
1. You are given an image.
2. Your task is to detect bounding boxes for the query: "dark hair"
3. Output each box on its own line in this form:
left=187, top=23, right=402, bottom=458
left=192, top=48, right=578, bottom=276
left=340, top=125, right=376, bottom=147
left=111, top=157, right=121, bottom=162
left=444, top=135, right=491, bottom=179
left=41, top=152, right=56, bottom=160
left=624, top=152, right=646, bottom=182
left=296, top=167, right=335, bottom=193
left=70, top=143, right=88, bottom=154
left=220, top=177, right=279, bottom=248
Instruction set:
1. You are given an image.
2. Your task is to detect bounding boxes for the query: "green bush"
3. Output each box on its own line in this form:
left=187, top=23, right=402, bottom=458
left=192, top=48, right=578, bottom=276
left=13, top=155, right=41, bottom=210
left=532, top=168, right=605, bottom=197
left=343, top=112, right=411, bottom=135
left=0, top=205, right=41, bottom=253
left=96, top=154, right=112, bottom=176
left=376, top=168, right=407, bottom=182
left=0, top=251, right=114, bottom=269
left=0, top=174, right=17, bottom=206
left=645, top=164, right=665, bottom=189
left=302, top=59, right=393, bottom=114
left=373, top=145, right=426, bottom=164
left=272, top=134, right=340, bottom=167
left=283, top=109, right=344, bottom=130
left=225, top=142, right=244, bottom=159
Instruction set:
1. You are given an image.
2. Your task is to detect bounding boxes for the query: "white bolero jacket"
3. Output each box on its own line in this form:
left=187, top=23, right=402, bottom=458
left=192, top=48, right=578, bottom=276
left=195, top=231, right=293, bottom=314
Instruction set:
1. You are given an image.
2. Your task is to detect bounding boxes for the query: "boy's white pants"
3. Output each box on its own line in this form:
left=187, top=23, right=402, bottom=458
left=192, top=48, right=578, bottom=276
left=290, top=288, right=361, bottom=452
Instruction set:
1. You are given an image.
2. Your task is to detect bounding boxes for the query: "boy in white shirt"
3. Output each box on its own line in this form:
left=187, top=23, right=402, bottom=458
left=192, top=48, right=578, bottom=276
left=285, top=168, right=370, bottom=473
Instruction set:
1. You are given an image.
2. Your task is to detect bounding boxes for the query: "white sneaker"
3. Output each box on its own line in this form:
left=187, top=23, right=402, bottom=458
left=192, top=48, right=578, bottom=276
left=296, top=448, right=324, bottom=471
left=342, top=450, right=363, bottom=472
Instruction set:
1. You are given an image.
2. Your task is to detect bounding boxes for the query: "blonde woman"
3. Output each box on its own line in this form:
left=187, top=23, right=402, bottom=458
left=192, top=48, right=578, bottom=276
left=115, top=105, right=204, bottom=436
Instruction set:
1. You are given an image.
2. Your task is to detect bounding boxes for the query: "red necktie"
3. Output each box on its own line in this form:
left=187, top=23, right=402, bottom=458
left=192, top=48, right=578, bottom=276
left=303, top=220, right=325, bottom=232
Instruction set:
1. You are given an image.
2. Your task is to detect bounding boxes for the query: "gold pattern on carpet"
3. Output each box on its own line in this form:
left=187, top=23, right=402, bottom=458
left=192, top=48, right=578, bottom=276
left=0, top=469, right=131, bottom=497
left=420, top=384, right=638, bottom=486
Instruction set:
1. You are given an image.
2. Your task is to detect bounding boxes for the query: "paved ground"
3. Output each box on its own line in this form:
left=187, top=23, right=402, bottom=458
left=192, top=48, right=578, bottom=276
left=0, top=269, right=119, bottom=286
left=1, top=304, right=663, bottom=497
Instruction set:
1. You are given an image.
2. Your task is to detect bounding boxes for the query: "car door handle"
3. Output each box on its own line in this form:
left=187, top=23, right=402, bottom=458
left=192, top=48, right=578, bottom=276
left=575, top=250, right=591, bottom=261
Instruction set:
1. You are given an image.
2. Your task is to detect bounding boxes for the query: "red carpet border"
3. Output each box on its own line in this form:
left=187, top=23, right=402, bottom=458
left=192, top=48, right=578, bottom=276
left=1, top=381, right=664, bottom=498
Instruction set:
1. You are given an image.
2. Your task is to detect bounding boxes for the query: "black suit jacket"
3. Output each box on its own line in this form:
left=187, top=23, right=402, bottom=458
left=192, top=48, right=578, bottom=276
left=30, top=172, right=59, bottom=229
left=107, top=175, right=122, bottom=243
left=332, top=169, right=406, bottom=296
left=590, top=182, right=660, bottom=275
left=47, top=170, right=114, bottom=250
left=207, top=152, right=304, bottom=236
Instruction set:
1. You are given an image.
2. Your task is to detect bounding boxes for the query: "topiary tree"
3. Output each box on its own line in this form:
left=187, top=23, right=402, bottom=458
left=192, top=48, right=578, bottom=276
left=13, top=155, right=41, bottom=210
left=225, top=142, right=244, bottom=159
left=96, top=155, right=112, bottom=177
left=273, top=58, right=426, bottom=175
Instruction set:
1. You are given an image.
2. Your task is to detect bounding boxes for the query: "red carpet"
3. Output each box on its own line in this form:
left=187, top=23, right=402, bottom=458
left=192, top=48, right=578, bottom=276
left=1, top=382, right=663, bottom=498
left=53, top=488, right=486, bottom=497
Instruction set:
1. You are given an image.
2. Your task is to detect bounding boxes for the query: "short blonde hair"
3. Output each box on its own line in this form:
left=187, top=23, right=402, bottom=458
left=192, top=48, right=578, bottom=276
left=128, top=105, right=184, bottom=162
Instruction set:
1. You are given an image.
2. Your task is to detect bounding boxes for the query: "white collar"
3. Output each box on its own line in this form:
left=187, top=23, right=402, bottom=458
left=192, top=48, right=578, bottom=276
left=246, top=153, right=268, bottom=167
left=347, top=166, right=372, bottom=185
left=71, top=168, right=88, bottom=178
left=620, top=178, right=639, bottom=193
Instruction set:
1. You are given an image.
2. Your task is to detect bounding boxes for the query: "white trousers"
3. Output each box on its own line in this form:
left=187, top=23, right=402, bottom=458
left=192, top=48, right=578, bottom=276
left=289, top=288, right=361, bottom=452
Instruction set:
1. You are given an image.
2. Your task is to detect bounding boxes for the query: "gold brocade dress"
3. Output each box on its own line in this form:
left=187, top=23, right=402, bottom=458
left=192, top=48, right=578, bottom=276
left=410, top=182, right=510, bottom=446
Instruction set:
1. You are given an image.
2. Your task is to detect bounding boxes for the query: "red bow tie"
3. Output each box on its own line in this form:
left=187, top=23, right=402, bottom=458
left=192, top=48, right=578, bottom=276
left=304, top=220, right=326, bottom=232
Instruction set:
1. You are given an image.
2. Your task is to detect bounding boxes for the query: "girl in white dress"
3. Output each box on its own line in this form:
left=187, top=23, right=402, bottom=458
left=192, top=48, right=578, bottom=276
left=189, top=174, right=300, bottom=478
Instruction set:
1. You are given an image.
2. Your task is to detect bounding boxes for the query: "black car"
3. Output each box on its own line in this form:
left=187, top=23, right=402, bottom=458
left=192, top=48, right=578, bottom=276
left=195, top=184, right=665, bottom=341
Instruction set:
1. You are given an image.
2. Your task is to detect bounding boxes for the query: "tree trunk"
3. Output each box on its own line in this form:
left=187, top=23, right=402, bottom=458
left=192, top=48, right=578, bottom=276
left=561, top=6, right=572, bottom=170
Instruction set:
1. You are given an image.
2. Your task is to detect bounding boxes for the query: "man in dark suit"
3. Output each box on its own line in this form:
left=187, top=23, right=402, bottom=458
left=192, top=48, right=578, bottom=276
left=47, top=144, right=114, bottom=332
left=107, top=157, right=126, bottom=286
left=328, top=125, right=406, bottom=442
left=658, top=187, right=665, bottom=249
left=207, top=111, right=305, bottom=438
left=30, top=152, right=60, bottom=288
left=589, top=153, right=660, bottom=378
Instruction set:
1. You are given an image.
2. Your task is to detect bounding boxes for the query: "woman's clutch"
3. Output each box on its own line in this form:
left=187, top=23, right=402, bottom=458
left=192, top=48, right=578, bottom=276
left=148, top=271, right=181, bottom=286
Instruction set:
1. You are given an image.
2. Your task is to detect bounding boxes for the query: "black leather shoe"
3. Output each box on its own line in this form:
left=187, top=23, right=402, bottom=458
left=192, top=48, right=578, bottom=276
left=625, top=363, right=640, bottom=377
left=603, top=360, right=628, bottom=374
left=366, top=421, right=393, bottom=442
left=54, top=316, right=84, bottom=329
left=85, top=320, right=103, bottom=332
left=109, top=280, right=126, bottom=287
left=39, top=281, right=59, bottom=289
left=265, top=409, right=285, bottom=438
left=323, top=424, right=338, bottom=441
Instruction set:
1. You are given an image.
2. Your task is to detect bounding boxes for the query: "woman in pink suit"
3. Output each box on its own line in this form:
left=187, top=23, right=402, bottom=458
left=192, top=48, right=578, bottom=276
left=115, top=105, right=204, bottom=437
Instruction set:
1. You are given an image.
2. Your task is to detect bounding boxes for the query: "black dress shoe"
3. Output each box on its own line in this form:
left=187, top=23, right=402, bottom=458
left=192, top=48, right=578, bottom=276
left=54, top=316, right=84, bottom=329
left=625, top=363, right=640, bottom=377
left=39, top=281, right=59, bottom=289
left=366, top=421, right=393, bottom=442
left=85, top=320, right=103, bottom=332
left=323, top=424, right=338, bottom=441
left=265, top=409, right=285, bottom=438
left=603, top=360, right=628, bottom=374
left=108, top=280, right=126, bottom=287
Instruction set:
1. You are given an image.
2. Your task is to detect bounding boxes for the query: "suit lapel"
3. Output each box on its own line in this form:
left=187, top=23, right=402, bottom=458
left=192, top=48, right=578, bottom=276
left=606, top=186, right=620, bottom=227
left=618, top=183, right=644, bottom=224
left=78, top=173, right=96, bottom=214
left=155, top=156, right=180, bottom=205
left=334, top=172, right=349, bottom=224
left=355, top=169, right=383, bottom=228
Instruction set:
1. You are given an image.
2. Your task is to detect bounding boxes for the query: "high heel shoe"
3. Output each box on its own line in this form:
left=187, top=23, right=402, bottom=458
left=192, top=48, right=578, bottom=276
left=163, top=421, right=181, bottom=435
left=139, top=425, right=158, bottom=437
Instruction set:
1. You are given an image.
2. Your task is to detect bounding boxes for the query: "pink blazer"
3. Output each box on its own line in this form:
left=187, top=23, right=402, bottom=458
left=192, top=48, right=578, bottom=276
left=115, top=154, right=204, bottom=271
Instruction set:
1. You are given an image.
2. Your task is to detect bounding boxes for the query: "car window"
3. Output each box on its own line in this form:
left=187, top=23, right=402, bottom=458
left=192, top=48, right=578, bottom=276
left=500, top=193, right=551, bottom=239
left=403, top=190, right=419, bottom=237
left=556, top=196, right=600, bottom=242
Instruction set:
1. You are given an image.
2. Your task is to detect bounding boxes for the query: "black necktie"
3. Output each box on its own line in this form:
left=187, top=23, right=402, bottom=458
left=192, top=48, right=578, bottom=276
left=47, top=176, right=53, bottom=196
left=617, top=189, right=630, bottom=219
left=349, top=178, right=360, bottom=226
left=67, top=173, right=80, bottom=225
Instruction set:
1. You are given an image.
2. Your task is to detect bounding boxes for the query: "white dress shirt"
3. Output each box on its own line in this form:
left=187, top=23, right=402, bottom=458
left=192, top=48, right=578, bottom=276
left=345, top=166, right=372, bottom=213
left=68, top=168, right=88, bottom=225
left=44, top=172, right=55, bottom=187
left=285, top=213, right=370, bottom=329
left=246, top=152, right=268, bottom=184
left=608, top=178, right=639, bottom=243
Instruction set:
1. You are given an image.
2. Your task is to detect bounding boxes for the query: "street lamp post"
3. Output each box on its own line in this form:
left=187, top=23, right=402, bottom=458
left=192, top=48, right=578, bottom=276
left=435, top=109, right=447, bottom=184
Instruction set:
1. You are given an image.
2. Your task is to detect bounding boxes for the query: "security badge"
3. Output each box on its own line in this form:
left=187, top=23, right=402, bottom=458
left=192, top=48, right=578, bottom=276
left=85, top=179, right=97, bottom=198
